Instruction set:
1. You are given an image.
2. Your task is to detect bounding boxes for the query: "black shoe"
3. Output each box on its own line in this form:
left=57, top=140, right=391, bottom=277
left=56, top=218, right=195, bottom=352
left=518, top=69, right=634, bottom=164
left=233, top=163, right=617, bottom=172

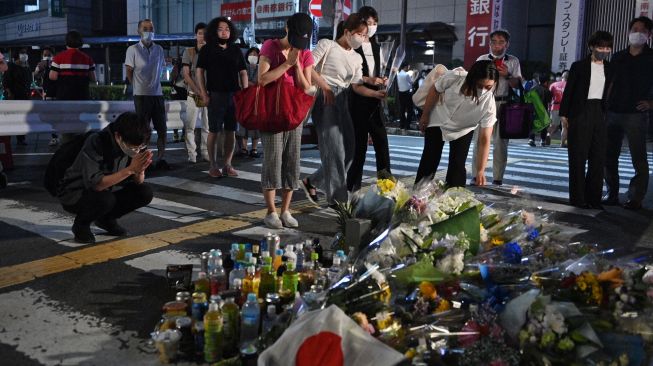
left=623, top=200, right=642, bottom=210
left=469, top=177, right=477, bottom=186
left=544, top=136, right=551, bottom=146
left=299, top=178, right=319, bottom=205
left=528, top=139, right=536, bottom=147
left=155, top=159, right=171, bottom=170
left=249, top=149, right=261, bottom=158
left=492, top=180, right=503, bottom=186
left=95, top=219, right=127, bottom=236
left=72, top=222, right=96, bottom=244
left=601, top=195, right=619, bottom=206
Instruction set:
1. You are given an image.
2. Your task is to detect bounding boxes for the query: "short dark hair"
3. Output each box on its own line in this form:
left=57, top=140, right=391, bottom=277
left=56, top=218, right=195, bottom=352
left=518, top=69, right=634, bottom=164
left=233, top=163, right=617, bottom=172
left=206, top=17, right=238, bottom=46
left=246, top=47, right=259, bottom=57
left=490, top=29, right=511, bottom=42
left=194, top=22, right=207, bottom=34
left=65, top=30, right=83, bottom=48
left=538, top=73, right=550, bottom=84
left=588, top=30, right=613, bottom=48
left=358, top=6, right=379, bottom=23
left=137, top=18, right=153, bottom=30
left=629, top=16, right=653, bottom=32
left=460, top=60, right=500, bottom=103
left=111, top=112, right=151, bottom=146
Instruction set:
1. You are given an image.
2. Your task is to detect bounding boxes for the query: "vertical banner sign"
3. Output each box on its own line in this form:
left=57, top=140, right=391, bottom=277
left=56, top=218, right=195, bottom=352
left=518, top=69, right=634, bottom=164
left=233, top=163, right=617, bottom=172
left=491, top=0, right=502, bottom=31
left=551, top=0, right=585, bottom=73
left=49, top=0, right=65, bottom=18
left=635, top=0, right=653, bottom=18
left=463, top=0, right=493, bottom=69
left=311, top=16, right=319, bottom=50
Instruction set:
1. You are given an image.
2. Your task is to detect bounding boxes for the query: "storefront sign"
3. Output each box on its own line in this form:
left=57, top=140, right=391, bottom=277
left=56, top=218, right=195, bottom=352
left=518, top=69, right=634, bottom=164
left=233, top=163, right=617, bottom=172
left=221, top=1, right=251, bottom=22
left=551, top=0, right=585, bottom=73
left=635, top=0, right=653, bottom=18
left=463, top=0, right=495, bottom=69
left=16, top=21, right=41, bottom=37
left=256, top=0, right=297, bottom=20
left=50, top=0, right=65, bottom=18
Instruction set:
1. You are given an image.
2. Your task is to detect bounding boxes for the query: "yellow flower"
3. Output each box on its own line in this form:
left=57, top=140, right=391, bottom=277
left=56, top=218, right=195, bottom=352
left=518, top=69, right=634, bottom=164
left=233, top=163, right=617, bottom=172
left=419, top=281, right=437, bottom=300
left=491, top=237, right=505, bottom=246
left=435, top=299, right=451, bottom=313
left=377, top=179, right=396, bottom=194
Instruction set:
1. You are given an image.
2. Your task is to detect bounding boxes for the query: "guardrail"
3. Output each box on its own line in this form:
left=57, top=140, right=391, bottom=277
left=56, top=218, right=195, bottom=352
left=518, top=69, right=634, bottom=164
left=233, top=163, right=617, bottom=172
left=0, top=100, right=187, bottom=136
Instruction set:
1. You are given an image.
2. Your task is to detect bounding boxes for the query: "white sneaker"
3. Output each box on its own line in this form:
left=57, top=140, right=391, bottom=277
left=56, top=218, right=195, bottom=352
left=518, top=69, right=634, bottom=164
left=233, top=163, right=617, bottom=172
left=280, top=211, right=298, bottom=228
left=264, top=212, right=283, bottom=229
left=49, top=137, right=59, bottom=146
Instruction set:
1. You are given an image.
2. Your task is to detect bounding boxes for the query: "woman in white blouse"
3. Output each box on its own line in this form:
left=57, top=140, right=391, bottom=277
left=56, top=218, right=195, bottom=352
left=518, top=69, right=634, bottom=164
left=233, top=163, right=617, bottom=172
left=300, top=13, right=386, bottom=208
left=415, top=60, right=499, bottom=187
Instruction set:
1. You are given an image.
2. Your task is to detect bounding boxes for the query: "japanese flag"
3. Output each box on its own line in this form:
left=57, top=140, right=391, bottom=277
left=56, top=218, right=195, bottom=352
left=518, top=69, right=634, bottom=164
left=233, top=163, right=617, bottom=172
left=342, top=0, right=351, bottom=20
left=258, top=305, right=406, bottom=366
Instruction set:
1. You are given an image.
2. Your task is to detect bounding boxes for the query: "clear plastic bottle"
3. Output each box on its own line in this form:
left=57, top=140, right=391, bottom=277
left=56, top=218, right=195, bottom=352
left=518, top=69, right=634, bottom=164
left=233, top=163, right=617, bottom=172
left=230, top=243, right=239, bottom=263
left=328, top=257, right=342, bottom=286
left=240, top=293, right=260, bottom=347
left=221, top=297, right=240, bottom=358
left=272, top=249, right=284, bottom=272
left=195, top=271, right=210, bottom=297
left=210, top=258, right=228, bottom=295
left=295, top=243, right=305, bottom=271
left=298, top=259, right=315, bottom=294
left=262, top=305, right=278, bottom=336
left=258, top=264, right=276, bottom=300
left=282, top=261, right=299, bottom=297
left=228, top=263, right=245, bottom=290
left=242, top=265, right=256, bottom=298
left=203, top=302, right=223, bottom=363
left=285, top=244, right=297, bottom=264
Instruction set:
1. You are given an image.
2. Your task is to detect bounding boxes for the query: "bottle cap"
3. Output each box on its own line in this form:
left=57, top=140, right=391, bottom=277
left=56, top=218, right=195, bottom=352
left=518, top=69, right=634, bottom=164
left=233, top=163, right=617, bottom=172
left=261, top=250, right=270, bottom=258
left=198, top=271, right=207, bottom=279
left=286, top=244, right=294, bottom=252
left=245, top=252, right=253, bottom=260
left=247, top=293, right=257, bottom=302
left=250, top=257, right=257, bottom=265
left=305, top=239, right=312, bottom=246
left=311, top=252, right=319, bottom=261
left=233, top=278, right=242, bottom=287
left=245, top=243, right=252, bottom=251
left=239, top=243, right=246, bottom=250
left=267, top=305, right=276, bottom=315
left=208, top=302, right=219, bottom=312
left=262, top=265, right=271, bottom=271
left=247, top=266, right=255, bottom=273
left=333, top=257, right=341, bottom=265
left=231, top=243, right=239, bottom=250
left=275, top=249, right=284, bottom=255
left=336, top=250, right=345, bottom=257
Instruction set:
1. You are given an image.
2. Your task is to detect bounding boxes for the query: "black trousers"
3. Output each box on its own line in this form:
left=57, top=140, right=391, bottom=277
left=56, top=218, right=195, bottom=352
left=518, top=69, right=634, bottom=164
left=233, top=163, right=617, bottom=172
left=398, top=91, right=415, bottom=129
left=63, top=183, right=154, bottom=225
left=415, top=126, right=474, bottom=187
left=347, top=97, right=392, bottom=191
left=567, top=100, right=606, bottom=206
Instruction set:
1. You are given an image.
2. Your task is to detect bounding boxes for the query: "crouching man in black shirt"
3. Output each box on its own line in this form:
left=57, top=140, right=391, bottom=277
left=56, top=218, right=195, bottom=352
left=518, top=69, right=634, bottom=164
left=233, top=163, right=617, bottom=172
left=58, top=112, right=154, bottom=243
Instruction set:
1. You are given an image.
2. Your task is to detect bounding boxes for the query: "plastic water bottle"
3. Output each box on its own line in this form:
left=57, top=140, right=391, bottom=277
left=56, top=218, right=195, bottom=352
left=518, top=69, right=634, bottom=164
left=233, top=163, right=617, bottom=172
left=210, top=258, right=228, bottom=295
left=262, top=305, right=277, bottom=335
left=240, top=293, right=260, bottom=347
left=203, top=302, right=223, bottom=363
left=230, top=243, right=239, bottom=262
left=295, top=243, right=305, bottom=271
left=285, top=244, right=297, bottom=264
left=328, top=257, right=342, bottom=286
left=228, top=263, right=245, bottom=289
left=221, top=297, right=240, bottom=357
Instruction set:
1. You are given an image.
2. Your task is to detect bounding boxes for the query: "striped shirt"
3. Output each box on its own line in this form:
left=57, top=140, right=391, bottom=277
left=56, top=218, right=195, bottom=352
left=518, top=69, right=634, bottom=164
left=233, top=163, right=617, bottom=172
left=51, top=48, right=95, bottom=100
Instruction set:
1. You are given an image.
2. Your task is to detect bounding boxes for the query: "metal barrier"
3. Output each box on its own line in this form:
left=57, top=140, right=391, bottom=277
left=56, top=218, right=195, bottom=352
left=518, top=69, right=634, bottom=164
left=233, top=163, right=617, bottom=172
left=0, top=100, right=187, bottom=136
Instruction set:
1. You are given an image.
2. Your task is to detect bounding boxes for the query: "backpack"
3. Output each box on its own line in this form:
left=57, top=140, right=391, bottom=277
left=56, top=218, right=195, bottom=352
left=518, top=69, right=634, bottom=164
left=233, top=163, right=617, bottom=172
left=43, top=130, right=114, bottom=197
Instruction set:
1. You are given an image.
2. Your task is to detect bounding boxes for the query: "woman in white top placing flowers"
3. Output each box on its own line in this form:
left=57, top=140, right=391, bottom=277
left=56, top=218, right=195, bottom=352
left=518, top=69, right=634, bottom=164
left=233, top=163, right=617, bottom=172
left=300, top=13, right=386, bottom=209
left=415, top=60, right=499, bottom=188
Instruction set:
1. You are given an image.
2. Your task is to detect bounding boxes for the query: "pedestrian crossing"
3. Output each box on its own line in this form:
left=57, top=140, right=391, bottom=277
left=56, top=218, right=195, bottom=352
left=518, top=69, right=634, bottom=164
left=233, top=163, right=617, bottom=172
left=0, top=138, right=650, bottom=248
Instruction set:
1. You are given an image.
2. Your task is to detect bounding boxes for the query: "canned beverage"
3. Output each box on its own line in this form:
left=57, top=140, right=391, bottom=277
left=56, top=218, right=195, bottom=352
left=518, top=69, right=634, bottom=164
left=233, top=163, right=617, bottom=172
left=200, top=252, right=210, bottom=274
left=175, top=291, right=192, bottom=316
left=267, top=234, right=279, bottom=263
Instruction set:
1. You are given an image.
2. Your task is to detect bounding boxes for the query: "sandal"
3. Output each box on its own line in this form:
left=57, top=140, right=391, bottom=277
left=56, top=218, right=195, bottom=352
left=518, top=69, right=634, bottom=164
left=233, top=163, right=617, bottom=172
left=299, top=178, right=319, bottom=205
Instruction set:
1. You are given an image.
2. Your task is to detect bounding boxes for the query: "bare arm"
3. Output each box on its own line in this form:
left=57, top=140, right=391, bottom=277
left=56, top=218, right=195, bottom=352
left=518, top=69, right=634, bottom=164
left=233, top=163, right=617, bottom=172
left=126, top=65, right=134, bottom=85
left=294, top=63, right=312, bottom=90
left=94, top=150, right=152, bottom=191
left=183, top=65, right=200, bottom=95
left=351, top=83, right=384, bottom=99
left=474, top=126, right=493, bottom=186
left=257, top=56, right=292, bottom=87
left=418, top=86, right=441, bottom=132
left=94, top=168, right=133, bottom=191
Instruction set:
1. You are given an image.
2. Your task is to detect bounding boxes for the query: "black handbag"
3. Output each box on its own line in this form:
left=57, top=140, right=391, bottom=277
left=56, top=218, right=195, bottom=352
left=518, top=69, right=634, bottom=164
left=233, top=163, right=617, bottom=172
left=498, top=84, right=534, bottom=139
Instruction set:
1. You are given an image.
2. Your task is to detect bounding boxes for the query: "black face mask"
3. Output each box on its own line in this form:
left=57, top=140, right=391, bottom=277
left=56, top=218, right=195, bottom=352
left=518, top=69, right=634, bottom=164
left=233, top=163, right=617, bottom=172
left=217, top=38, right=228, bottom=45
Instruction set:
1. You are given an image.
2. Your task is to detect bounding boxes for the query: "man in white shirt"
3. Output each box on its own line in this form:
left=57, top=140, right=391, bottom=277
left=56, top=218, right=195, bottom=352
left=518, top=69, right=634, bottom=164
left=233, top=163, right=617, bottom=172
left=125, top=19, right=168, bottom=170
left=397, top=63, right=416, bottom=131
left=470, top=29, right=522, bottom=185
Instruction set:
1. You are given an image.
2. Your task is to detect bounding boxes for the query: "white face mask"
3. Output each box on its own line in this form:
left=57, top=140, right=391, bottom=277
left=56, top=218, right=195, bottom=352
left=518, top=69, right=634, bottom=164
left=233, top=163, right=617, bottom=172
left=628, top=32, right=649, bottom=46
left=141, top=31, right=154, bottom=43
left=19, top=54, right=28, bottom=62
left=489, top=48, right=506, bottom=59
left=43, top=56, right=52, bottom=61
left=118, top=138, right=144, bottom=158
left=367, top=25, right=377, bottom=38
left=348, top=34, right=364, bottom=49
left=247, top=55, right=259, bottom=65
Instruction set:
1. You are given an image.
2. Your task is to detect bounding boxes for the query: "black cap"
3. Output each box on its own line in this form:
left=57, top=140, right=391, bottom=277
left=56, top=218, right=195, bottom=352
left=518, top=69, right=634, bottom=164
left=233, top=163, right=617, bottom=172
left=287, top=13, right=313, bottom=50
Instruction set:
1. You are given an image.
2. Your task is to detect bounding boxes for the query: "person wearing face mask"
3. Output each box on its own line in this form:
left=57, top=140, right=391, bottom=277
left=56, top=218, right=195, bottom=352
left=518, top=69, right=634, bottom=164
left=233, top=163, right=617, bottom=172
left=2, top=50, right=31, bottom=146
left=125, top=19, right=169, bottom=171
left=196, top=17, right=248, bottom=178
left=181, top=22, right=210, bottom=164
left=415, top=60, right=498, bottom=187
left=57, top=112, right=154, bottom=243
left=559, top=31, right=613, bottom=209
left=470, top=29, right=522, bottom=186
left=346, top=6, right=393, bottom=192
left=299, top=13, right=386, bottom=210
left=236, top=47, right=262, bottom=159
left=34, top=47, right=60, bottom=146
left=603, top=16, right=653, bottom=210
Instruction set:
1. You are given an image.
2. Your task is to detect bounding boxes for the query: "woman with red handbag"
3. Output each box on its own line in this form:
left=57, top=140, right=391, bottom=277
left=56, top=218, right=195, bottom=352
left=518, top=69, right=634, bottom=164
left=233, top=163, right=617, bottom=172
left=299, top=14, right=386, bottom=209
left=257, top=13, right=315, bottom=229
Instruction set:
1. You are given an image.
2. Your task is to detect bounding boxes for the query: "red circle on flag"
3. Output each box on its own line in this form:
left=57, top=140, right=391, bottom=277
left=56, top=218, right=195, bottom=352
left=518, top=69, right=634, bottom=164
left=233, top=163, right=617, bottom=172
left=309, top=0, right=323, bottom=18
left=296, top=331, right=344, bottom=366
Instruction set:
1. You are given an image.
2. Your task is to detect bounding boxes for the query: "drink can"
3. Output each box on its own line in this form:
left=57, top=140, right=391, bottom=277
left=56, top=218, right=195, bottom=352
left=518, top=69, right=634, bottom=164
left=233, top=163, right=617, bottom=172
left=200, top=252, right=210, bottom=274
left=191, top=292, right=207, bottom=322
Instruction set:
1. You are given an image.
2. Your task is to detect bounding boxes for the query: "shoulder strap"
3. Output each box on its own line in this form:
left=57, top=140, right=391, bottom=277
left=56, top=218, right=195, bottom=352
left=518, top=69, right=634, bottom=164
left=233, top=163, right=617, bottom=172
left=98, top=129, right=116, bottom=171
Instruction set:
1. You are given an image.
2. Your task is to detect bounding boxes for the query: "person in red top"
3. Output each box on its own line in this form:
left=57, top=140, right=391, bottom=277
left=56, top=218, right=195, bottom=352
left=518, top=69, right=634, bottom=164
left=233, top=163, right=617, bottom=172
left=49, top=30, right=96, bottom=100
left=548, top=70, right=568, bottom=147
